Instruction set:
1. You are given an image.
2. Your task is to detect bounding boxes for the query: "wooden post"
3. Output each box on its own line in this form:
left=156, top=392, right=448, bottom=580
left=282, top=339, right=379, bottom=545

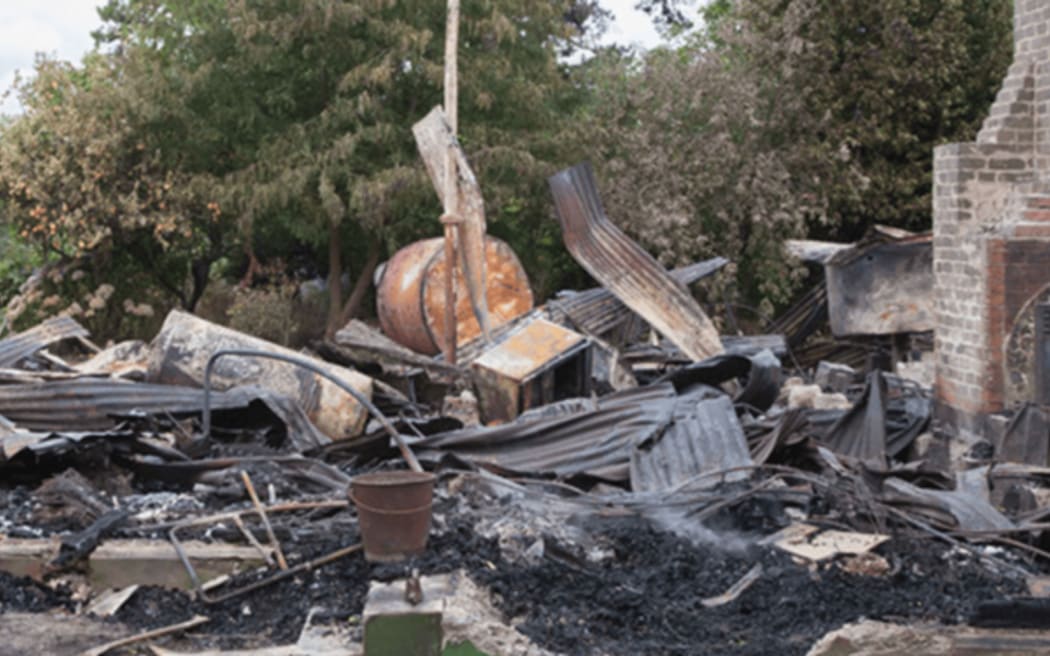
left=442, top=0, right=461, bottom=365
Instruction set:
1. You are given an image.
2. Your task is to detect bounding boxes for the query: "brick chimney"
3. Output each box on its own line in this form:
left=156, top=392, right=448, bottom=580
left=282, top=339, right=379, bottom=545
left=934, top=0, right=1050, bottom=440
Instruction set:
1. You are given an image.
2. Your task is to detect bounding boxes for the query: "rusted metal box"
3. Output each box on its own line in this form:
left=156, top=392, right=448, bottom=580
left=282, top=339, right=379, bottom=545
left=824, top=236, right=933, bottom=337
left=471, top=318, right=592, bottom=424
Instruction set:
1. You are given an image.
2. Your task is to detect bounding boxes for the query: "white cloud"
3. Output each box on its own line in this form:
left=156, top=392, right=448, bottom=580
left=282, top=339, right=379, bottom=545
left=599, top=0, right=664, bottom=50
left=0, top=2, right=104, bottom=115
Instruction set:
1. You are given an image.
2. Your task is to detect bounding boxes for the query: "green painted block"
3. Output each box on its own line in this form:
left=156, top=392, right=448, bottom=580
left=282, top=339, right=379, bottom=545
left=443, top=640, right=491, bottom=656
left=364, top=612, right=442, bottom=656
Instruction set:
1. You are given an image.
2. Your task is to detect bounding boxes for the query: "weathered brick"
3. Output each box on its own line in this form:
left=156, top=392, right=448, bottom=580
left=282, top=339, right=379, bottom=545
left=990, top=158, right=1029, bottom=170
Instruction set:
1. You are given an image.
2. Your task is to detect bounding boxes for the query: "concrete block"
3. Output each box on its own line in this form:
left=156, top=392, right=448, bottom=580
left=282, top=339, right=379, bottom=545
left=364, top=577, right=448, bottom=656
left=787, top=384, right=822, bottom=409
left=814, top=361, right=856, bottom=394
left=812, top=392, right=852, bottom=411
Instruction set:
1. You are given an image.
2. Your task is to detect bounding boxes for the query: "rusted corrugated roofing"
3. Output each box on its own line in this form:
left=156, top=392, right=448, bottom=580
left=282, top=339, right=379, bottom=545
left=0, top=316, right=89, bottom=368
left=631, top=393, right=753, bottom=493
left=0, top=378, right=328, bottom=450
left=549, top=162, right=723, bottom=361
left=415, top=384, right=679, bottom=481
left=548, top=258, right=728, bottom=337
left=1, top=429, right=138, bottom=462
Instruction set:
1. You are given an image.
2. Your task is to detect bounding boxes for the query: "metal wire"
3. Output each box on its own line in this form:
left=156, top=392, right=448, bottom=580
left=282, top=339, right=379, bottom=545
left=201, top=348, right=421, bottom=471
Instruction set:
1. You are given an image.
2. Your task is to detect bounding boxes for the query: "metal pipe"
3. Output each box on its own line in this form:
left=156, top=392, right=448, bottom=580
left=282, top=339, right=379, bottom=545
left=202, top=349, right=422, bottom=472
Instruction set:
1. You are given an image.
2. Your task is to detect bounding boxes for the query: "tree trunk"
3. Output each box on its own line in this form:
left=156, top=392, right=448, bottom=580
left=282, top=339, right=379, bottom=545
left=239, top=241, right=262, bottom=288
left=186, top=257, right=212, bottom=312
left=336, top=238, right=382, bottom=330
left=325, top=221, right=344, bottom=339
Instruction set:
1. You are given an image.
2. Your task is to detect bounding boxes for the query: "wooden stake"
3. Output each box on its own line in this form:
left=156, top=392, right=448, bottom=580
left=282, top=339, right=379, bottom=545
left=445, top=0, right=459, bottom=137
left=240, top=471, right=288, bottom=570
left=442, top=0, right=461, bottom=365
left=80, top=615, right=208, bottom=656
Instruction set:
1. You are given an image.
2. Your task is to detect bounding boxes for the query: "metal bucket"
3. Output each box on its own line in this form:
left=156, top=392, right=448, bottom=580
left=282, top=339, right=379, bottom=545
left=350, top=470, right=436, bottom=562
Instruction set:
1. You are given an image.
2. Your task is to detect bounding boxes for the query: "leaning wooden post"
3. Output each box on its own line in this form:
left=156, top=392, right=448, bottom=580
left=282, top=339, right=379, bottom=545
left=441, top=0, right=461, bottom=365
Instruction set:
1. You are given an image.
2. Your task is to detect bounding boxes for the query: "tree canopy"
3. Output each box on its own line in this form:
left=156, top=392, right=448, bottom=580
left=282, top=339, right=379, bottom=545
left=579, top=0, right=1011, bottom=311
left=0, top=0, right=601, bottom=335
left=0, top=0, right=1016, bottom=337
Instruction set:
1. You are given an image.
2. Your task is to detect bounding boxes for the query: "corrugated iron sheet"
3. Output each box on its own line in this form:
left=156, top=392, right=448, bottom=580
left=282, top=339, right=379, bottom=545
left=549, top=162, right=724, bottom=361
left=630, top=393, right=753, bottom=492
left=1, top=429, right=138, bottom=462
left=548, top=258, right=728, bottom=338
left=766, top=283, right=828, bottom=348
left=998, top=403, right=1050, bottom=466
left=820, top=372, right=930, bottom=467
left=414, top=383, right=678, bottom=481
left=0, top=316, right=89, bottom=368
left=785, top=240, right=851, bottom=264
left=881, top=476, right=1014, bottom=532
left=0, top=378, right=328, bottom=450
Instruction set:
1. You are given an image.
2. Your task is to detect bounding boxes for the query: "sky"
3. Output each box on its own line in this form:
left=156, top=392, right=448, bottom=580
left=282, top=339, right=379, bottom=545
left=0, top=1, right=665, bottom=115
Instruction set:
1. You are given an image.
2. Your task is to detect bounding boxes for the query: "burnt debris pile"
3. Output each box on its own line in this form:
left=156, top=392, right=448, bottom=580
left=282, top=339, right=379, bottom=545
left=2, top=165, right=1050, bottom=656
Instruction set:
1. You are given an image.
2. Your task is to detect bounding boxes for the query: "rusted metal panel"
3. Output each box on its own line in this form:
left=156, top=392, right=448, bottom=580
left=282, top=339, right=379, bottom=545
left=0, top=316, right=89, bottom=368
left=147, top=310, right=371, bottom=439
left=785, top=240, right=851, bottom=264
left=549, top=162, right=723, bottom=361
left=415, top=383, right=678, bottom=480
left=630, top=393, right=753, bottom=492
left=375, top=239, right=439, bottom=355
left=470, top=318, right=591, bottom=423
left=0, top=378, right=327, bottom=450
left=548, top=257, right=728, bottom=338
left=376, top=237, right=533, bottom=355
left=825, top=234, right=933, bottom=336
left=472, top=318, right=586, bottom=382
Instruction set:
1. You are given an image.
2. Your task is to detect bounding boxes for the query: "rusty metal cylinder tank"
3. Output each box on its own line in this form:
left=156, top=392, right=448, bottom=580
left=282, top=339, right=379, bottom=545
left=377, top=236, right=534, bottom=355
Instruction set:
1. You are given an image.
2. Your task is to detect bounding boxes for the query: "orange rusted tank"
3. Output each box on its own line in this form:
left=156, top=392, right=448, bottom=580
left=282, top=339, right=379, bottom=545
left=376, top=236, right=534, bottom=355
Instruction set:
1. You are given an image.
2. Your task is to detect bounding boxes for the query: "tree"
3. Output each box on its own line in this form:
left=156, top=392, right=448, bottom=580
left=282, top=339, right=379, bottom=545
left=93, top=0, right=602, bottom=336
left=577, top=45, right=838, bottom=312
left=727, top=0, right=1013, bottom=235
left=578, top=0, right=1011, bottom=311
left=0, top=54, right=226, bottom=333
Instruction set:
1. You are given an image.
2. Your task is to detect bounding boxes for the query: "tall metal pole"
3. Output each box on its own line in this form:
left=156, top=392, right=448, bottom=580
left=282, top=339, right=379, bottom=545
left=441, top=0, right=461, bottom=365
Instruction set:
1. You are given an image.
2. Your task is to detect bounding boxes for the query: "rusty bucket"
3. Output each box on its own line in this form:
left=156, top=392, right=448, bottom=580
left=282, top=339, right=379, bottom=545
left=350, top=470, right=436, bottom=562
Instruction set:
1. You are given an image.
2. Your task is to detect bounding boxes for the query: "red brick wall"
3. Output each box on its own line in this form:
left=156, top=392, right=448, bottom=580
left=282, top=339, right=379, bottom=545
left=933, top=0, right=1050, bottom=438
left=981, top=234, right=1050, bottom=414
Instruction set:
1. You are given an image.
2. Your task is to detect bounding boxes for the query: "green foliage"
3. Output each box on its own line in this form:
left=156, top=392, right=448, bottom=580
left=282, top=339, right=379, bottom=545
left=90, top=0, right=600, bottom=322
left=0, top=222, right=42, bottom=312
left=0, top=54, right=228, bottom=332
left=0, top=0, right=1014, bottom=337
left=225, top=269, right=300, bottom=347
left=727, top=0, right=1013, bottom=235
left=578, top=0, right=1012, bottom=309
